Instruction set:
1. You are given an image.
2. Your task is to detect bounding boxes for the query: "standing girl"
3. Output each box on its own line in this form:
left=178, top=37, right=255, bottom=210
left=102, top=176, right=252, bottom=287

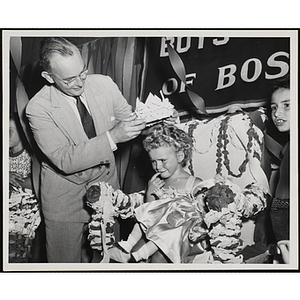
left=9, top=113, right=42, bottom=262
left=269, top=75, right=290, bottom=249
left=9, top=113, right=32, bottom=191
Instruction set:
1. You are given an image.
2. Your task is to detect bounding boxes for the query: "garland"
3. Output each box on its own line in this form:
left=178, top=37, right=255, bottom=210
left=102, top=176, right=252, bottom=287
left=86, top=175, right=268, bottom=264
left=9, top=187, right=41, bottom=263
left=200, top=175, right=268, bottom=263
left=9, top=188, right=41, bottom=238
left=216, top=115, right=262, bottom=178
left=187, top=121, right=200, bottom=176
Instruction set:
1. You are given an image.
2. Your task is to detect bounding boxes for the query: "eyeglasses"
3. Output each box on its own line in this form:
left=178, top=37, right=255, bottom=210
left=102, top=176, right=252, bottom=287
left=51, top=67, right=88, bottom=87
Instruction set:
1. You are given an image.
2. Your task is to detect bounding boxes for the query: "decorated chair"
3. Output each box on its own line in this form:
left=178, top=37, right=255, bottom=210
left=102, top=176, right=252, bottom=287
left=179, top=108, right=274, bottom=263
left=85, top=108, right=277, bottom=264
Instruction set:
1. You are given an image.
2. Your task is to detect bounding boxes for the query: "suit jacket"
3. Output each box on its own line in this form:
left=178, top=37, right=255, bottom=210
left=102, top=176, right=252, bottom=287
left=26, top=75, right=132, bottom=222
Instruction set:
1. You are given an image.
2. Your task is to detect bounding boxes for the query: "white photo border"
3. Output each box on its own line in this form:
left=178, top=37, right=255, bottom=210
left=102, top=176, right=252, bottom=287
left=2, top=29, right=299, bottom=272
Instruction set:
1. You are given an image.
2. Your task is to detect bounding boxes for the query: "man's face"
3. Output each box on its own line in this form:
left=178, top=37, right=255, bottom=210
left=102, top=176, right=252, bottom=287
left=48, top=47, right=87, bottom=97
left=271, top=88, right=290, bottom=133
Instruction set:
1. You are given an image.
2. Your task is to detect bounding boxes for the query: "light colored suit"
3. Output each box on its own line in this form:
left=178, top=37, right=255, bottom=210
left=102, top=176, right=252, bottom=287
left=26, top=75, right=132, bottom=262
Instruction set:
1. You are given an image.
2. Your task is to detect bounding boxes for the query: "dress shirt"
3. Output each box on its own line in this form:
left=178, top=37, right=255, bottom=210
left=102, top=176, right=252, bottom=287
left=62, top=92, right=117, bottom=151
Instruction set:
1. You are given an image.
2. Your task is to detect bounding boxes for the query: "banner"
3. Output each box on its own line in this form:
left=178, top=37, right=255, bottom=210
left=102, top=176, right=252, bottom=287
left=141, top=37, right=290, bottom=116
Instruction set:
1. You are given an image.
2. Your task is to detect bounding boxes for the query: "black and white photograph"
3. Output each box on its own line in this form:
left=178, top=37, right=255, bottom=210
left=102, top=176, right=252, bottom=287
left=2, top=29, right=298, bottom=272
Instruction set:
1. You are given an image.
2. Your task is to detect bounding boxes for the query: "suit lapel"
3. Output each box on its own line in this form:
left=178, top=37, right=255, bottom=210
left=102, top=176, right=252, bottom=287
left=50, top=86, right=88, bottom=144
left=84, top=78, right=108, bottom=135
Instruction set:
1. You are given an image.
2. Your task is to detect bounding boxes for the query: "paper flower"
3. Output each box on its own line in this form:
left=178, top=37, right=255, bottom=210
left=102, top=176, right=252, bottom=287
left=198, top=175, right=268, bottom=263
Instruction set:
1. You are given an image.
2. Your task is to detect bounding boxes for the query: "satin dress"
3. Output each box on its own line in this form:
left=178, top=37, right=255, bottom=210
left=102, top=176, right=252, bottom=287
left=135, top=176, right=206, bottom=263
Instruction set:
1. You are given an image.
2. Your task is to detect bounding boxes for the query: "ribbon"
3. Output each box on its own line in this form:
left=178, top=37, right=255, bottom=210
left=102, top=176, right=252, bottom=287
left=100, top=222, right=110, bottom=263
left=166, top=41, right=208, bottom=115
left=99, top=183, right=117, bottom=263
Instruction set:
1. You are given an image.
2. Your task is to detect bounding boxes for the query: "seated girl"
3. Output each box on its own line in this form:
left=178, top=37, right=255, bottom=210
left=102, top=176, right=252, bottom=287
left=108, top=123, right=210, bottom=263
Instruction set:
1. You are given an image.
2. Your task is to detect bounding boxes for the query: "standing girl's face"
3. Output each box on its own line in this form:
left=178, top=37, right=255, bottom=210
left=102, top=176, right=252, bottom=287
left=148, top=146, right=184, bottom=179
left=9, top=119, right=22, bottom=149
left=271, top=88, right=290, bottom=133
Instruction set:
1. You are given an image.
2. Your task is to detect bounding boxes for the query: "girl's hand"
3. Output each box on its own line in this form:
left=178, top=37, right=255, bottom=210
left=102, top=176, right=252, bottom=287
left=145, top=173, right=165, bottom=202
left=195, top=195, right=206, bottom=213
left=9, top=172, right=24, bottom=188
left=277, top=240, right=290, bottom=264
left=149, top=173, right=165, bottom=190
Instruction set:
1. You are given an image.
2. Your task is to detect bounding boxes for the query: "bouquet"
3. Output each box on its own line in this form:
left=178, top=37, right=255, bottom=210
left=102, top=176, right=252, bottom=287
left=195, top=175, right=268, bottom=263
left=85, top=182, right=144, bottom=262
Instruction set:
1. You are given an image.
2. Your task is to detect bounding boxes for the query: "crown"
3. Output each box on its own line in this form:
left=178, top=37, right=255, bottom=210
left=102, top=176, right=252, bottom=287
left=135, top=91, right=174, bottom=126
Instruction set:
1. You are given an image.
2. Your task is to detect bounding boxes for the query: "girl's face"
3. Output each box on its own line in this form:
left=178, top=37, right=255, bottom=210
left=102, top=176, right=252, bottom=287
left=148, top=146, right=183, bottom=179
left=271, top=88, right=290, bottom=133
left=9, top=119, right=21, bottom=149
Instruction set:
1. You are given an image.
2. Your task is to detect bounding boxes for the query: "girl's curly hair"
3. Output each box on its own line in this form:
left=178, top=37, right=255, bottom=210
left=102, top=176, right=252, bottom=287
left=143, top=123, right=194, bottom=167
left=273, top=73, right=290, bottom=91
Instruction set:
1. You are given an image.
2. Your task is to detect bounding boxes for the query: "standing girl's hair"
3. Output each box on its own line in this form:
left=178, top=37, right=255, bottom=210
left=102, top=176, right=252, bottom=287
left=9, top=112, right=30, bottom=151
left=273, top=74, right=290, bottom=91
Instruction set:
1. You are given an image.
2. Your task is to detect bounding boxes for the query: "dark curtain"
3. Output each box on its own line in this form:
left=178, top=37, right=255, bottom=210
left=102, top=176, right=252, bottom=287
left=81, top=37, right=145, bottom=108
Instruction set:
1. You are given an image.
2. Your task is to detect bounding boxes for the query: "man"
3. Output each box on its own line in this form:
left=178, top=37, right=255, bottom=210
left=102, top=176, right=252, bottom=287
left=26, top=37, right=146, bottom=263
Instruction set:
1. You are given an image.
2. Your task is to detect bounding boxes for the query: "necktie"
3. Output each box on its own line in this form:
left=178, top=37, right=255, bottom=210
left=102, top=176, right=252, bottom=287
left=75, top=96, right=96, bottom=139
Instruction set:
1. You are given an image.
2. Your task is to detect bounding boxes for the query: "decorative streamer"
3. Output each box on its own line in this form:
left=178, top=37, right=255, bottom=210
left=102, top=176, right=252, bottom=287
left=166, top=41, right=208, bottom=115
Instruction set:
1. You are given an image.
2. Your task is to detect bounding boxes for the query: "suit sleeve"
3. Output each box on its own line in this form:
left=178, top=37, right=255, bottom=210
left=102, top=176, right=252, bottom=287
left=101, top=76, right=133, bottom=120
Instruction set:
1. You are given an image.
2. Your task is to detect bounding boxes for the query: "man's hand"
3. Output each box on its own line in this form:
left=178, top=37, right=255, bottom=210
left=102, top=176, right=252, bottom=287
left=148, top=173, right=165, bottom=191
left=164, top=109, right=179, bottom=125
left=109, top=114, right=146, bottom=144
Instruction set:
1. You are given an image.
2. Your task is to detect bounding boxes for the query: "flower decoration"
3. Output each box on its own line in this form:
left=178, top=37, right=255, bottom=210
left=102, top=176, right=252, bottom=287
left=85, top=182, right=144, bottom=262
left=9, top=187, right=41, bottom=262
left=195, top=175, right=268, bottom=264
left=135, top=92, right=174, bottom=126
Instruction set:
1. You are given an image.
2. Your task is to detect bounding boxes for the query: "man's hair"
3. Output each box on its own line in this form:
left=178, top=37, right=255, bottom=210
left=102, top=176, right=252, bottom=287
left=273, top=74, right=290, bottom=91
left=39, top=37, right=79, bottom=72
